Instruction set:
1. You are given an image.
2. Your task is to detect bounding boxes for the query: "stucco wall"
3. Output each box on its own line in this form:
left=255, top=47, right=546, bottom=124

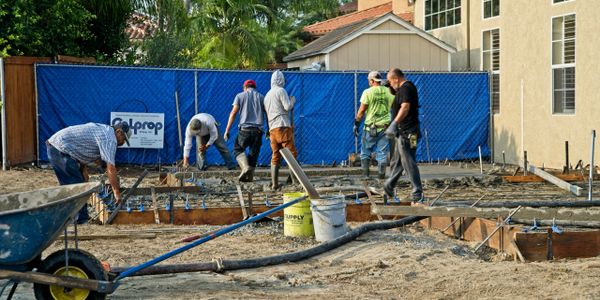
left=412, top=0, right=600, bottom=169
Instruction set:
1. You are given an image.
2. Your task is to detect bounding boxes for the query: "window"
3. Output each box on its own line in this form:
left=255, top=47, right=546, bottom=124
left=425, top=0, right=461, bottom=31
left=483, top=29, right=500, bottom=113
left=483, top=0, right=499, bottom=19
left=552, top=14, right=575, bottom=114
left=553, top=0, right=573, bottom=4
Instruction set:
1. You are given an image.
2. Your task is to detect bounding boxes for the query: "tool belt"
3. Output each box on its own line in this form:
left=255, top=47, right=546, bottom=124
left=365, top=123, right=389, bottom=137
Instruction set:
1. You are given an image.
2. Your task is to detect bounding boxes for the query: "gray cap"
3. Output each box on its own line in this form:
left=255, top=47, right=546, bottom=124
left=368, top=71, right=382, bottom=82
left=113, top=121, right=131, bottom=146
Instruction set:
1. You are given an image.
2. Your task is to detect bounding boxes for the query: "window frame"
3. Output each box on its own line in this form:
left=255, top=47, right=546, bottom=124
left=552, top=0, right=574, bottom=5
left=482, top=28, right=500, bottom=114
left=551, top=13, right=576, bottom=115
left=424, top=0, right=462, bottom=31
left=482, top=0, right=500, bottom=20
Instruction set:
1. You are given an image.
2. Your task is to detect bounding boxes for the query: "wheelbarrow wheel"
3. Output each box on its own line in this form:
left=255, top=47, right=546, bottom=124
left=33, top=249, right=108, bottom=300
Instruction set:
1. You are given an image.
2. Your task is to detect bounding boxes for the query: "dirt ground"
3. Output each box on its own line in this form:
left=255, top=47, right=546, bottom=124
left=2, top=166, right=600, bottom=299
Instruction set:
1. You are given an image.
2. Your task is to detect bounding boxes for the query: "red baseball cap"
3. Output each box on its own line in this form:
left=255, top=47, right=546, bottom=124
left=243, top=79, right=256, bottom=88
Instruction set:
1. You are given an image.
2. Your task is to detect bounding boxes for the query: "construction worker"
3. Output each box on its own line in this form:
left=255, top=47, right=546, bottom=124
left=182, top=113, right=235, bottom=170
left=264, top=70, right=297, bottom=190
left=354, top=71, right=395, bottom=179
left=46, top=121, right=131, bottom=224
left=224, top=79, right=266, bottom=182
left=384, top=68, right=423, bottom=202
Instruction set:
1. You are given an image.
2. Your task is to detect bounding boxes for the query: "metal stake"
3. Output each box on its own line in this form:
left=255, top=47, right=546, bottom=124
left=589, top=130, right=596, bottom=201
left=475, top=206, right=522, bottom=252
left=478, top=145, right=483, bottom=174
left=523, top=151, right=528, bottom=176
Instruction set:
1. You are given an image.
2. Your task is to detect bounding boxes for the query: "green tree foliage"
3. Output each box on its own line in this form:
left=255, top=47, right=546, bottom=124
left=78, top=0, right=134, bottom=60
left=0, top=0, right=134, bottom=59
left=0, top=0, right=94, bottom=57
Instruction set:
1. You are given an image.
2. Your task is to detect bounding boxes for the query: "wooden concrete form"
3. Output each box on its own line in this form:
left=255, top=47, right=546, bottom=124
left=92, top=201, right=380, bottom=225
left=90, top=193, right=600, bottom=261
left=421, top=215, right=600, bottom=261
left=514, top=230, right=600, bottom=261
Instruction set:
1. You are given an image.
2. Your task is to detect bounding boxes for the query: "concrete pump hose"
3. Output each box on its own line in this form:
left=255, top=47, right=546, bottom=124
left=112, top=216, right=426, bottom=277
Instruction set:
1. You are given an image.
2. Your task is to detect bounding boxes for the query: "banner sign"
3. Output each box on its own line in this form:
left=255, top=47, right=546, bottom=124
left=110, top=112, right=165, bottom=149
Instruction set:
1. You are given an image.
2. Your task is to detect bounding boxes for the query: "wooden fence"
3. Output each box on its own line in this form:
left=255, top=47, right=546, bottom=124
left=1, top=56, right=95, bottom=168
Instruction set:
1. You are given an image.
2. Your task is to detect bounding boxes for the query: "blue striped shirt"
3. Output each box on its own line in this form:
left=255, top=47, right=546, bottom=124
left=48, top=123, right=118, bottom=165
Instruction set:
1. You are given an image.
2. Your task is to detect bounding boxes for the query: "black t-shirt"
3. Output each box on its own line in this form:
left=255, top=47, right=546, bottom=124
left=390, top=81, right=419, bottom=132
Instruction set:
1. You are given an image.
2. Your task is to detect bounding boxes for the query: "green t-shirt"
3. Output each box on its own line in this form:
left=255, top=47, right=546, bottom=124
left=360, top=85, right=395, bottom=126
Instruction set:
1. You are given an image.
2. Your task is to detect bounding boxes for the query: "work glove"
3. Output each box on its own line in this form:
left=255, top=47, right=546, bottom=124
left=384, top=120, right=399, bottom=140
left=353, top=120, right=360, bottom=137
left=224, top=132, right=229, bottom=142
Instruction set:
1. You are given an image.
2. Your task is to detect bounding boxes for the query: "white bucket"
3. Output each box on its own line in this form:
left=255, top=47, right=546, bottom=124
left=310, top=195, right=348, bottom=242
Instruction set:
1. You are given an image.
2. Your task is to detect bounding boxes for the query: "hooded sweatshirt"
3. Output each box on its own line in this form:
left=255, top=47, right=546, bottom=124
left=264, top=70, right=295, bottom=130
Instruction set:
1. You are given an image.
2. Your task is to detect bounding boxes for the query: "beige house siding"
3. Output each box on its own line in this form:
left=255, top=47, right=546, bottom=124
left=328, top=20, right=450, bottom=71
left=286, top=54, right=326, bottom=70
left=412, top=0, right=600, bottom=169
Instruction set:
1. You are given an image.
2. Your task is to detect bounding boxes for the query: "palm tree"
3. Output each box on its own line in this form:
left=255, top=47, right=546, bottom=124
left=190, top=0, right=272, bottom=69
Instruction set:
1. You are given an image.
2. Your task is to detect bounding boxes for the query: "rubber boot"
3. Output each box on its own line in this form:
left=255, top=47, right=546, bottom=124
left=286, top=173, right=299, bottom=185
left=236, top=154, right=251, bottom=182
left=271, top=164, right=280, bottom=190
left=377, top=162, right=386, bottom=179
left=246, top=168, right=255, bottom=182
left=361, top=159, right=370, bottom=178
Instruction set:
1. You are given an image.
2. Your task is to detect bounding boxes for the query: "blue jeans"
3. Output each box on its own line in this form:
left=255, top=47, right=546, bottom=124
left=197, top=127, right=235, bottom=170
left=46, top=143, right=89, bottom=223
left=360, top=129, right=389, bottom=164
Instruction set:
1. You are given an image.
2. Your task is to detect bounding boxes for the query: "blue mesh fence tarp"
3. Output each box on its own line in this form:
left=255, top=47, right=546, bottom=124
left=36, top=65, right=489, bottom=166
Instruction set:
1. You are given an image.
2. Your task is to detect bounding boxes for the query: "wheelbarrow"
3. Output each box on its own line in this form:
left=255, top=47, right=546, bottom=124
left=0, top=181, right=309, bottom=299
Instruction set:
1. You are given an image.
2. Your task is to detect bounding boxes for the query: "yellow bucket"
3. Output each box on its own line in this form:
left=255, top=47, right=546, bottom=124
left=283, top=192, right=314, bottom=238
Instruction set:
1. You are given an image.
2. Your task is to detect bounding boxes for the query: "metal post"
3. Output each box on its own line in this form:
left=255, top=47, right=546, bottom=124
left=502, top=151, right=506, bottom=170
left=523, top=150, right=528, bottom=176
left=564, top=141, right=569, bottom=174
left=194, top=71, right=198, bottom=114
left=589, top=130, right=596, bottom=201
left=425, top=129, right=431, bottom=164
left=478, top=145, right=483, bottom=174
left=0, top=58, right=7, bottom=171
left=34, top=63, right=40, bottom=166
left=354, top=72, right=358, bottom=154
left=488, top=71, right=494, bottom=163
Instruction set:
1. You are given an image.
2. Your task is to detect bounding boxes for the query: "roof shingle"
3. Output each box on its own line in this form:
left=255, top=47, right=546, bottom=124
left=303, top=2, right=396, bottom=36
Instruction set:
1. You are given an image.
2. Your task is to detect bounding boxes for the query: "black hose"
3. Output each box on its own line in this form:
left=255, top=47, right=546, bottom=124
left=112, top=216, right=425, bottom=277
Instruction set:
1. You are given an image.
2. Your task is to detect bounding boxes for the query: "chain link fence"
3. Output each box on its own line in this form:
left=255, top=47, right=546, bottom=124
left=36, top=64, right=490, bottom=166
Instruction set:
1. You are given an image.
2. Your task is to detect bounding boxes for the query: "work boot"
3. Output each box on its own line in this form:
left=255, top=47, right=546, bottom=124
left=377, top=163, right=386, bottom=179
left=361, top=159, right=370, bottom=178
left=271, top=164, right=280, bottom=190
left=236, top=154, right=251, bottom=182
